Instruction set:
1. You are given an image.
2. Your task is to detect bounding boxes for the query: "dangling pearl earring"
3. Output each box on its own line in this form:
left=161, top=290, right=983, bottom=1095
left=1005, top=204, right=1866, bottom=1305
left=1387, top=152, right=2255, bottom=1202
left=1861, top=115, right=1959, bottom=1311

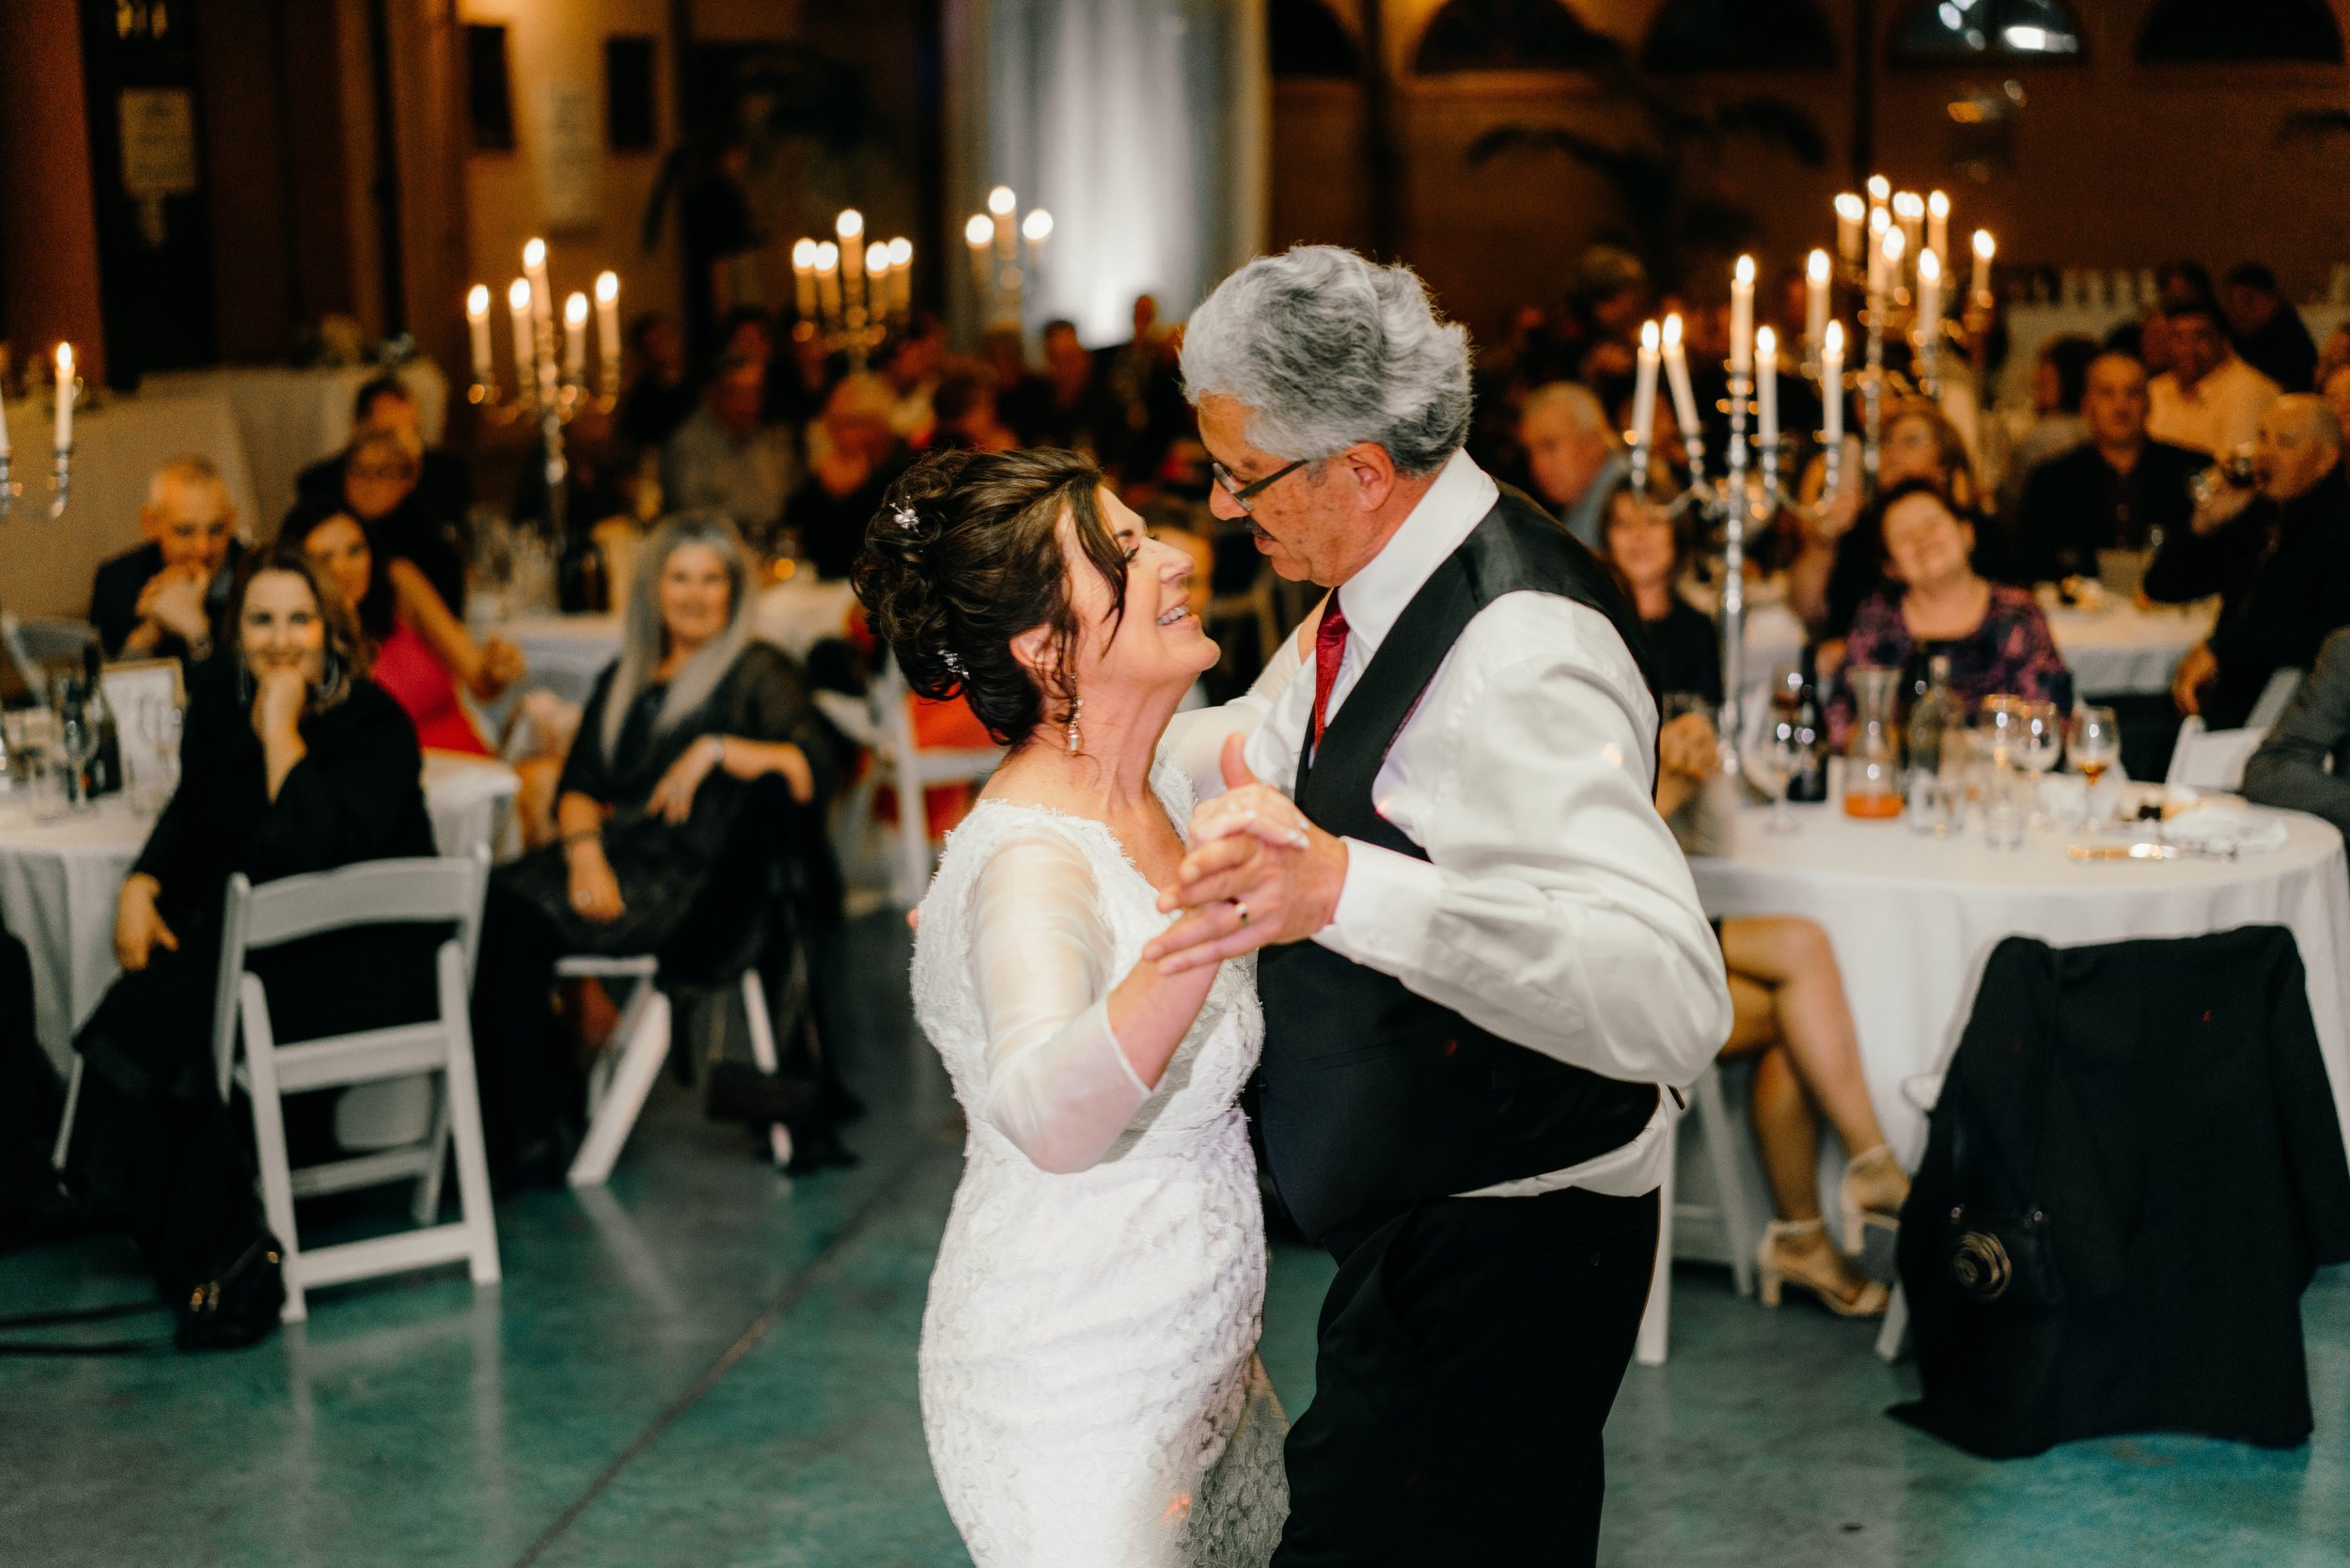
left=1066, top=697, right=1084, bottom=756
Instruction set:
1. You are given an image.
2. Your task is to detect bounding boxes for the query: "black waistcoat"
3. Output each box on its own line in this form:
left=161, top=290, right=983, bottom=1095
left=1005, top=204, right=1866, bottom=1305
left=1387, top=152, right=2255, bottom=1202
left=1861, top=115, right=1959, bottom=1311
left=1255, top=485, right=1665, bottom=1247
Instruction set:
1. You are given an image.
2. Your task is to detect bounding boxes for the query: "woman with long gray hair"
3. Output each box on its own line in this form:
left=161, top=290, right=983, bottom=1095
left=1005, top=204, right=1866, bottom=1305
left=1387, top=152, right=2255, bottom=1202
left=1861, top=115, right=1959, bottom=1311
left=469, top=513, right=850, bottom=1186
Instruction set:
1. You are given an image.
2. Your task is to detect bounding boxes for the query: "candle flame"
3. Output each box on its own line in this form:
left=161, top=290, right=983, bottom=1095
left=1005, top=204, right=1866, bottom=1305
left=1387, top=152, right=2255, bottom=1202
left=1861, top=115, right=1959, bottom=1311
left=964, top=213, right=994, bottom=247
left=1917, top=249, right=1941, bottom=283
left=837, top=209, right=864, bottom=241
left=564, top=291, right=588, bottom=326
left=1973, top=228, right=1997, bottom=260
left=1893, top=191, right=1923, bottom=219
left=1733, top=254, right=1755, bottom=286
left=1755, top=325, right=1777, bottom=357
left=594, top=271, right=619, bottom=304
left=1661, top=313, right=1684, bottom=349
left=1835, top=193, right=1865, bottom=222
left=865, top=242, right=889, bottom=274
left=1870, top=206, right=1890, bottom=236
left=1640, top=319, right=1660, bottom=352
left=886, top=237, right=913, bottom=267
left=55, top=343, right=72, bottom=378
left=523, top=237, right=546, bottom=269
left=1927, top=190, right=1950, bottom=219
left=508, top=277, right=531, bottom=311
left=1883, top=227, right=1906, bottom=262
left=1023, top=210, right=1054, bottom=243
left=1866, top=174, right=1890, bottom=202
left=813, top=242, right=839, bottom=271
left=1824, top=320, right=1844, bottom=355
left=987, top=186, right=1016, bottom=216
left=466, top=283, right=490, bottom=319
left=1808, top=248, right=1831, bottom=282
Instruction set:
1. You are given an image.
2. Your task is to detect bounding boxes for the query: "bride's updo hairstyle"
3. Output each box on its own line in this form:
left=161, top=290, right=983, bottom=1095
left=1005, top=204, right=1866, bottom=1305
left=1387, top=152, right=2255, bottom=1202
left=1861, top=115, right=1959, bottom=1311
left=854, top=447, right=1129, bottom=745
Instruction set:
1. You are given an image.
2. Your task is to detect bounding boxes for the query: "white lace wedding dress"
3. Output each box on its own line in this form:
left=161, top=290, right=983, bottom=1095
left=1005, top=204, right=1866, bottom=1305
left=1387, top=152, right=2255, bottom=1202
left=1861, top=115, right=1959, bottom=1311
left=912, top=757, right=1288, bottom=1566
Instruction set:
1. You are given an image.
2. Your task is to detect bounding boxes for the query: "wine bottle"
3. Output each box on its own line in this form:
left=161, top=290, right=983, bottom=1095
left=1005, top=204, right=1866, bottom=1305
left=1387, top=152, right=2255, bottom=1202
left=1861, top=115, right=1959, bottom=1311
left=82, top=644, right=122, bottom=798
left=1785, top=644, right=1829, bottom=804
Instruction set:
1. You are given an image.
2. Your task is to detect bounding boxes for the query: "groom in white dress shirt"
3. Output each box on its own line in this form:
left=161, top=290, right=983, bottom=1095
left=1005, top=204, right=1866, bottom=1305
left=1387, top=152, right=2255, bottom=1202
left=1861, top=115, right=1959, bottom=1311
left=1147, top=247, right=1731, bottom=1565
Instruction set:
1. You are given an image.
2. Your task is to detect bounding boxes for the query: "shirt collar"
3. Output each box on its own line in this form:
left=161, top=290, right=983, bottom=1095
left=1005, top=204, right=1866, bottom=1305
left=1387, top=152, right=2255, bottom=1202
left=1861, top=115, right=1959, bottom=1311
left=1333, top=448, right=1498, bottom=656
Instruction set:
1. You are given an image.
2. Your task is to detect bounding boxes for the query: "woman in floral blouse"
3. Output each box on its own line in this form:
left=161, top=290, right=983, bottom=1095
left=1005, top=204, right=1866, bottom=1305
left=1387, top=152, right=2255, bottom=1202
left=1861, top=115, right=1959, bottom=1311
left=1833, top=477, right=2069, bottom=745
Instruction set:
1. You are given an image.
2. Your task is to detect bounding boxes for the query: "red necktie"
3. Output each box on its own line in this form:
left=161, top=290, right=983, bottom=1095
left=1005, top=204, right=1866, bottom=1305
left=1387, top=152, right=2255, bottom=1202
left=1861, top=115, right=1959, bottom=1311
left=1310, top=595, right=1351, bottom=751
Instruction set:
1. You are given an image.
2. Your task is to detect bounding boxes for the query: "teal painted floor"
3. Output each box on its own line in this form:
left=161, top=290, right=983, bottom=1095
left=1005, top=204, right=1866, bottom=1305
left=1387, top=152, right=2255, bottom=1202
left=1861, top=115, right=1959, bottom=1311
left=4, top=913, right=2347, bottom=1566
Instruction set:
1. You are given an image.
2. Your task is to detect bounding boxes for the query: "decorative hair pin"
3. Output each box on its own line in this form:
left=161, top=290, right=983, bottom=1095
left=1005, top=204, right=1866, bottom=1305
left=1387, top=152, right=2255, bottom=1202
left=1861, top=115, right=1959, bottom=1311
left=893, top=501, right=920, bottom=530
left=942, top=651, right=968, bottom=678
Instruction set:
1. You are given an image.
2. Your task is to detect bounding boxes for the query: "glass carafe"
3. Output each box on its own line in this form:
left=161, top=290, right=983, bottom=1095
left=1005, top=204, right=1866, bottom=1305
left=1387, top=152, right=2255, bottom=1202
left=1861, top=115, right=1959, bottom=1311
left=1843, top=666, right=1904, bottom=820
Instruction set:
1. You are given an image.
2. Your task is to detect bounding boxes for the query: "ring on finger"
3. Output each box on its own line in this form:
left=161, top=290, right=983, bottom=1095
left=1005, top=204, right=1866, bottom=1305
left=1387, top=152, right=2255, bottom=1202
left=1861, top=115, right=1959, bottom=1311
left=1232, top=899, right=1249, bottom=927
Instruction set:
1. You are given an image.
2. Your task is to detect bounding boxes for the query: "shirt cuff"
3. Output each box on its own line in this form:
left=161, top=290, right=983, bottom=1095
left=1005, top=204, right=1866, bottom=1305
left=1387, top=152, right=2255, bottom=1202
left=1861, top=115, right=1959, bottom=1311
left=1094, top=996, right=1155, bottom=1098
left=1318, top=837, right=1441, bottom=975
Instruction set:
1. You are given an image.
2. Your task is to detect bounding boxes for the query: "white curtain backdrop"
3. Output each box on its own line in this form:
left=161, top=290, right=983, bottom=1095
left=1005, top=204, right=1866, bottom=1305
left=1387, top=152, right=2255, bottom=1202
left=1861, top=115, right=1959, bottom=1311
left=947, top=0, right=1266, bottom=346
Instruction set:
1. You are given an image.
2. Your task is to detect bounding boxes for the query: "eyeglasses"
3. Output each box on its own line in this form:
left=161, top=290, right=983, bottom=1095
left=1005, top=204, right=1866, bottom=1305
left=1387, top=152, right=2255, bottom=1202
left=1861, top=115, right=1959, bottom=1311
left=1210, top=457, right=1307, bottom=513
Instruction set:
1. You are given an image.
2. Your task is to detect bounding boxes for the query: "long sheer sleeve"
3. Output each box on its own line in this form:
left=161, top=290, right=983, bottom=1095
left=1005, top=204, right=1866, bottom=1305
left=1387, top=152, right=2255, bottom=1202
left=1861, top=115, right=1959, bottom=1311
left=968, top=830, right=1152, bottom=1175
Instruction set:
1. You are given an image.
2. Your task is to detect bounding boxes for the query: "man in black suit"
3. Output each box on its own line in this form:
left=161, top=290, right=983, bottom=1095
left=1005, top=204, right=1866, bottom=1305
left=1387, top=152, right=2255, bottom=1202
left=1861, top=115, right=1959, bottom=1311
left=294, top=374, right=471, bottom=536
left=2013, top=351, right=2205, bottom=583
left=2150, top=394, right=2350, bottom=729
left=89, top=457, right=244, bottom=669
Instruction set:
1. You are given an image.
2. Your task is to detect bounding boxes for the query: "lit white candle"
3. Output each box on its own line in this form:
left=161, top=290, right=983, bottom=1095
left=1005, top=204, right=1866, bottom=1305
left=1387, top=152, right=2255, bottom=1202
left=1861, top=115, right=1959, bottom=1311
left=55, top=344, right=74, bottom=452
left=1866, top=174, right=1890, bottom=233
left=1022, top=209, right=1053, bottom=285
left=1631, top=320, right=1659, bottom=452
left=988, top=186, right=1017, bottom=262
left=1971, top=229, right=1997, bottom=306
left=1755, top=326, right=1779, bottom=452
left=1730, top=255, right=1755, bottom=376
left=594, top=272, right=621, bottom=377
left=965, top=214, right=993, bottom=311
left=465, top=284, right=494, bottom=386
left=507, top=278, right=533, bottom=388
left=791, top=238, right=819, bottom=321
left=1926, top=191, right=1950, bottom=272
left=1661, top=313, right=1700, bottom=440
left=1835, top=194, right=1865, bottom=267
left=886, top=238, right=913, bottom=317
left=865, top=242, right=890, bottom=322
left=1806, top=249, right=1831, bottom=351
left=1893, top=192, right=1924, bottom=269
left=814, top=241, right=842, bottom=331
left=563, top=291, right=588, bottom=382
left=1881, top=226, right=1906, bottom=306
left=1821, top=321, right=1844, bottom=448
left=837, top=210, right=866, bottom=317
left=1915, top=248, right=1943, bottom=354
left=1866, top=208, right=1892, bottom=312
left=523, top=236, right=553, bottom=342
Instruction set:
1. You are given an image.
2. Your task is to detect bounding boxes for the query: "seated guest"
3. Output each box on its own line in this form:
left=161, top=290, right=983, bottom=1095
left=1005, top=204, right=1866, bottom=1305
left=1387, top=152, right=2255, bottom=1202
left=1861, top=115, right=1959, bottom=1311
left=617, top=311, right=698, bottom=453
left=930, top=367, right=1019, bottom=454
left=2148, top=296, right=2281, bottom=458
left=91, top=457, right=245, bottom=667
left=1600, top=481, right=1718, bottom=705
left=2243, top=626, right=2350, bottom=839
left=468, top=513, right=848, bottom=1181
left=2222, top=261, right=2318, bottom=394
left=882, top=315, right=949, bottom=446
left=1790, top=401, right=1982, bottom=641
left=1837, top=478, right=2068, bottom=741
left=1003, top=319, right=1120, bottom=459
left=279, top=500, right=525, bottom=756
left=1998, top=333, right=2098, bottom=517
left=65, top=546, right=436, bottom=1342
left=662, top=353, right=798, bottom=548
left=1651, top=717, right=1906, bottom=1315
left=2150, top=395, right=2350, bottom=729
left=784, top=373, right=906, bottom=580
left=1518, top=383, right=1627, bottom=550
left=339, top=425, right=470, bottom=615
left=296, top=373, right=471, bottom=529
left=2013, top=351, right=2205, bottom=582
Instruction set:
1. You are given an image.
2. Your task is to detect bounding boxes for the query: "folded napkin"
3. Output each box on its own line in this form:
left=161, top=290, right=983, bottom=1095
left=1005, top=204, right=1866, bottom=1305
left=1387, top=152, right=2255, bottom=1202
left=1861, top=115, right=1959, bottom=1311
left=2159, top=804, right=2291, bottom=856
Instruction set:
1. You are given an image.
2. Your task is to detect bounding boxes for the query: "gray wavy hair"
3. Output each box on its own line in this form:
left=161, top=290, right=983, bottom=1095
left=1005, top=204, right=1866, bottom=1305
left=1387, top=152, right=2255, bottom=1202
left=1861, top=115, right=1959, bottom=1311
left=599, top=511, right=756, bottom=760
left=1180, top=246, right=1473, bottom=477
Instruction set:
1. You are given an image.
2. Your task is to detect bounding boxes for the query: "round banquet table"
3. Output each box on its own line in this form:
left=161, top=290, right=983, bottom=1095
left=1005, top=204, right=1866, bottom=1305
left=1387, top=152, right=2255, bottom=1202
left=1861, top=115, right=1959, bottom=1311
left=1735, top=595, right=2216, bottom=701
left=1687, top=801, right=2350, bottom=1167
left=0, top=753, right=518, bottom=1073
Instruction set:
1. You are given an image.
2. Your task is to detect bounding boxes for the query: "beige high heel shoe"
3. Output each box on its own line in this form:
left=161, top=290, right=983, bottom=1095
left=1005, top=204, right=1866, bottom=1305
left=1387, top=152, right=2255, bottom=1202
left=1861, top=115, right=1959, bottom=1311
left=1757, top=1219, right=1890, bottom=1317
left=1839, top=1144, right=1910, bottom=1254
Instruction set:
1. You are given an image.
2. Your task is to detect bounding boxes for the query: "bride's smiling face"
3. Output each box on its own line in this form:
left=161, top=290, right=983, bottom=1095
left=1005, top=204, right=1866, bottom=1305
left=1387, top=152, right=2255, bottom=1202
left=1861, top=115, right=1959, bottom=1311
left=1051, top=487, right=1218, bottom=703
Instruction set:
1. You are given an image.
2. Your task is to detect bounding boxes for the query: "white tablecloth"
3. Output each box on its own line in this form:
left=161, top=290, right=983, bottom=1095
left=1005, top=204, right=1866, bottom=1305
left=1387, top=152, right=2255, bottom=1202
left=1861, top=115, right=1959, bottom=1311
left=0, top=392, right=261, bottom=620
left=1737, top=595, right=2215, bottom=699
left=1689, top=802, right=2350, bottom=1165
left=0, top=754, right=517, bottom=1071
left=141, top=361, right=448, bottom=525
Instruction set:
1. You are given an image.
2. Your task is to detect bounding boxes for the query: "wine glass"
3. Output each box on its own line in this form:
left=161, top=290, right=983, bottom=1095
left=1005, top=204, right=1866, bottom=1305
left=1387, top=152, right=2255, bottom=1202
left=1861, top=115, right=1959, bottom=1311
left=1756, top=730, right=1802, bottom=834
left=2071, top=705, right=2121, bottom=827
left=2017, top=701, right=2064, bottom=829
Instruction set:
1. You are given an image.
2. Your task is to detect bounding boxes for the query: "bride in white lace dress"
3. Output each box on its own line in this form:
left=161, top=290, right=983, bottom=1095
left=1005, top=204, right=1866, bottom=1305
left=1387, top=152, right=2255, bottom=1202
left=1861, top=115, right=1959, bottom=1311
left=855, top=449, right=1300, bottom=1566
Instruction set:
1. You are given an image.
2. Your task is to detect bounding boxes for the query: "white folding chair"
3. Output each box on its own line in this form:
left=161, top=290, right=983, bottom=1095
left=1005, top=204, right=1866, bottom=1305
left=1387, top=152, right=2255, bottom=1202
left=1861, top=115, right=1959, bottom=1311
left=1874, top=1071, right=1946, bottom=1363
left=2166, top=666, right=2302, bottom=792
left=872, top=661, right=1002, bottom=907
left=1636, top=1063, right=1763, bottom=1367
left=563, top=958, right=791, bottom=1184
left=226, top=855, right=499, bottom=1323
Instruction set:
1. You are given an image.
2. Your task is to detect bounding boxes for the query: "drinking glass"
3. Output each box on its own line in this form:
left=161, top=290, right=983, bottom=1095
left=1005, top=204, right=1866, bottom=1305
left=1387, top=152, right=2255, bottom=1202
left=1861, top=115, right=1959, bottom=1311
left=1757, top=733, right=1801, bottom=835
left=2017, top=700, right=2064, bottom=829
left=1977, top=695, right=2027, bottom=770
left=1982, top=764, right=2028, bottom=850
left=2071, top=705, right=2121, bottom=826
